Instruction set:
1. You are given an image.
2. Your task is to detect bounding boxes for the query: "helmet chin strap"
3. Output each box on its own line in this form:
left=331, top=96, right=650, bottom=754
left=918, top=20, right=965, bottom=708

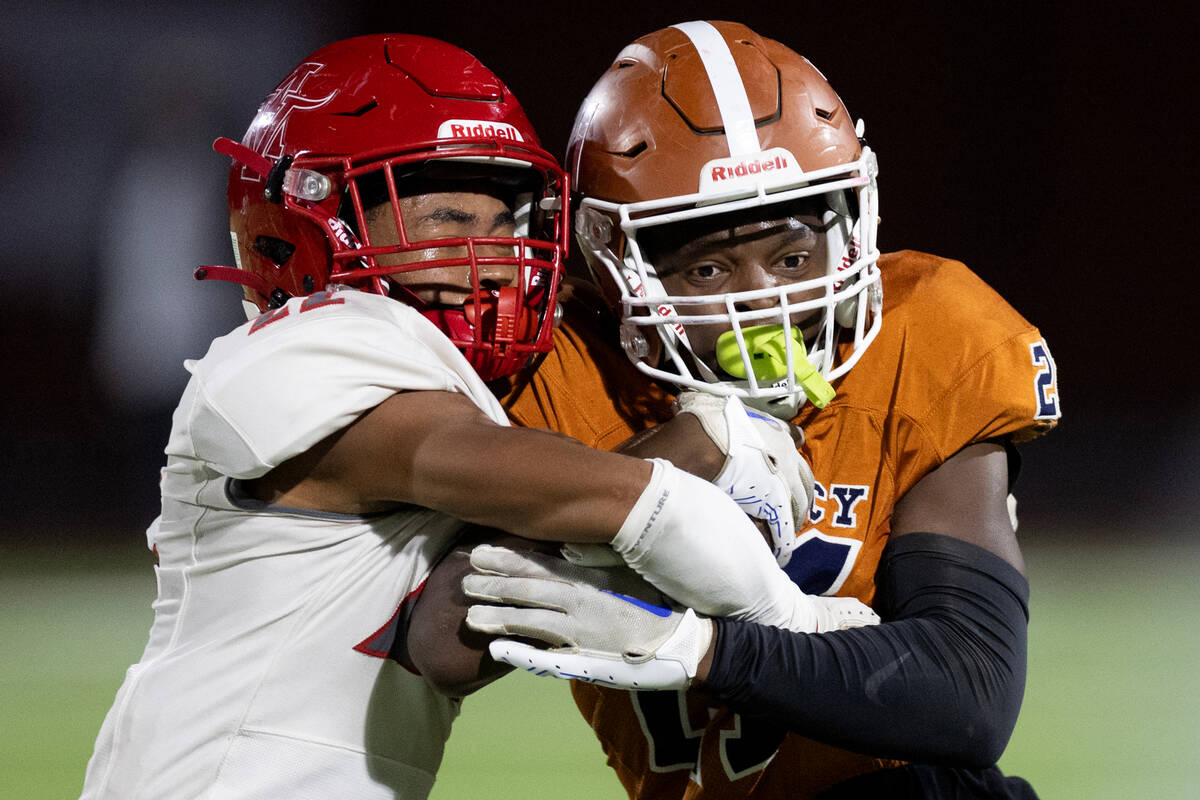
left=743, top=390, right=806, bottom=421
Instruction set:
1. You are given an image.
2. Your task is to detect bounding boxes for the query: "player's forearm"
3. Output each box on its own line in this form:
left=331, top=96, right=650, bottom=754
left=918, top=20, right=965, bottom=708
left=411, top=395, right=734, bottom=542
left=406, top=545, right=512, bottom=697
left=412, top=421, right=653, bottom=542
left=699, top=533, right=1029, bottom=766
left=406, top=530, right=557, bottom=697
left=613, top=413, right=725, bottom=481
left=347, top=389, right=652, bottom=541
left=347, top=391, right=730, bottom=545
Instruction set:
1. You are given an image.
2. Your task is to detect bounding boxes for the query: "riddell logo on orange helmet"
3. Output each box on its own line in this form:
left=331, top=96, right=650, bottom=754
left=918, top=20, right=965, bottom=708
left=709, top=154, right=790, bottom=181
left=437, top=119, right=524, bottom=142
left=698, top=148, right=804, bottom=193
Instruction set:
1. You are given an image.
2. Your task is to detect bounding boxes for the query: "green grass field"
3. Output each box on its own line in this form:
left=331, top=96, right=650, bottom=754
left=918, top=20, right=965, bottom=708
left=2, top=527, right=1196, bottom=799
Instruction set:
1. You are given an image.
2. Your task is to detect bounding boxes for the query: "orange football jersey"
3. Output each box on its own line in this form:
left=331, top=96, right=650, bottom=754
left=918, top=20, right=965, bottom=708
left=500, top=251, right=1060, bottom=799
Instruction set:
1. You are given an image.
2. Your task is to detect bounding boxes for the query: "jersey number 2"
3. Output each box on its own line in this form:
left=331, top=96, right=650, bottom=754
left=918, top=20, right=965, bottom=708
left=1030, top=340, right=1061, bottom=420
left=248, top=290, right=346, bottom=334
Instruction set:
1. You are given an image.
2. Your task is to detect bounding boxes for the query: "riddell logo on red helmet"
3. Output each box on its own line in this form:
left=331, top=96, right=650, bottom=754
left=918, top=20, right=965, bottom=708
left=437, top=119, right=524, bottom=142
left=698, top=148, right=804, bottom=193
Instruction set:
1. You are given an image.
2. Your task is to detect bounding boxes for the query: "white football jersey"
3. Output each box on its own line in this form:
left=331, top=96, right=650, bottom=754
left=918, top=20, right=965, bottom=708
left=80, top=288, right=508, bottom=799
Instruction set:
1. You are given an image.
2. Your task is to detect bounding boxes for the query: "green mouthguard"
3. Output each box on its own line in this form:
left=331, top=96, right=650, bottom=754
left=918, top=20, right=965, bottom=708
left=715, top=324, right=836, bottom=408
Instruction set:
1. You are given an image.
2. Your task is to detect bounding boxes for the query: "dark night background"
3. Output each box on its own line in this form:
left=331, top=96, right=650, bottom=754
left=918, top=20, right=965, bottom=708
left=1, top=0, right=1196, bottom=551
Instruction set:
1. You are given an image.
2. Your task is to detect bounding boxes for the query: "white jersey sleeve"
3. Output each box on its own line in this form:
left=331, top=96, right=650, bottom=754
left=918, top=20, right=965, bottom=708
left=173, top=288, right=509, bottom=478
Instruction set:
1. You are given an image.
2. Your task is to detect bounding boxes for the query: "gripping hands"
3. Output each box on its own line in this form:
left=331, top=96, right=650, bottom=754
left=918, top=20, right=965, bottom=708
left=465, top=545, right=713, bottom=690
left=675, top=391, right=815, bottom=566
left=462, top=398, right=877, bottom=691
left=465, top=544, right=878, bottom=691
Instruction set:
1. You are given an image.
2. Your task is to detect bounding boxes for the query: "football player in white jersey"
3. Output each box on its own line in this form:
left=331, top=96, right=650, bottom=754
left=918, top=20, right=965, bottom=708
left=77, top=34, right=866, bottom=800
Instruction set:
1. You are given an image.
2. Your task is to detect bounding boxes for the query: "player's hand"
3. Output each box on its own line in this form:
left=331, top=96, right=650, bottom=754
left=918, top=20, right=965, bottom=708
left=463, top=544, right=714, bottom=690
left=799, top=595, right=881, bottom=632
left=675, top=391, right=815, bottom=566
left=608, top=460, right=879, bottom=633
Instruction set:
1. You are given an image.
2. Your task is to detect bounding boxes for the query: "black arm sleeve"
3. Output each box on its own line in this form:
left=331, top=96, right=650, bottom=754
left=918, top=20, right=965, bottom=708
left=699, top=532, right=1029, bottom=767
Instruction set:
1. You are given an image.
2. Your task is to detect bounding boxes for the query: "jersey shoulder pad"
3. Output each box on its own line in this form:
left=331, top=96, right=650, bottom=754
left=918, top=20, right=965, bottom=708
left=180, top=290, right=505, bottom=477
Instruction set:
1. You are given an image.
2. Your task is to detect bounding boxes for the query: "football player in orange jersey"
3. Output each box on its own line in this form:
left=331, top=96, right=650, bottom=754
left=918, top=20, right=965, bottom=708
left=451, top=20, right=1060, bottom=800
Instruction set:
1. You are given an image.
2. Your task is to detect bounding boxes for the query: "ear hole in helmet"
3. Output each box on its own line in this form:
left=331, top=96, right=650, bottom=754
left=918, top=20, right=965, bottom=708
left=252, top=236, right=297, bottom=267
left=618, top=141, right=647, bottom=158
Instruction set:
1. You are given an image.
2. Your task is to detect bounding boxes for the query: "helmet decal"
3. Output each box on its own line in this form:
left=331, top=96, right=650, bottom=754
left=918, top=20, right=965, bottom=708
left=240, top=63, right=337, bottom=183
left=671, top=21, right=761, bottom=157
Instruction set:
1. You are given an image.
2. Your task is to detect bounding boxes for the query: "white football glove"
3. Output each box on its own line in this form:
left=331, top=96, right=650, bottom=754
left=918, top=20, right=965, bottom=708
left=675, top=391, right=815, bottom=567
left=464, top=545, right=713, bottom=690
left=610, top=459, right=878, bottom=633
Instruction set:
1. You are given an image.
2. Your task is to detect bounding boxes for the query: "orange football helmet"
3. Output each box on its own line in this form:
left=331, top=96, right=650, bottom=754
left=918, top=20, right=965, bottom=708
left=568, top=21, right=881, bottom=416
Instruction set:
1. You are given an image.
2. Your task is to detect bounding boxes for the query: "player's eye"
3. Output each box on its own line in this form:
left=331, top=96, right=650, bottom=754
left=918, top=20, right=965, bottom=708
left=686, top=264, right=724, bottom=282
left=771, top=252, right=822, bottom=281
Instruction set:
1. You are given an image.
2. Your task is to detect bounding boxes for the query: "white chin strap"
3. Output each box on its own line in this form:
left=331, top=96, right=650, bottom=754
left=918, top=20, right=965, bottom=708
left=743, top=389, right=806, bottom=420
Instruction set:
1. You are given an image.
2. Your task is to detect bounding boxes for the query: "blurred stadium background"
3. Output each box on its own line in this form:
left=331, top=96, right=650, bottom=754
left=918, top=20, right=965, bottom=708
left=2, top=2, right=1196, bottom=798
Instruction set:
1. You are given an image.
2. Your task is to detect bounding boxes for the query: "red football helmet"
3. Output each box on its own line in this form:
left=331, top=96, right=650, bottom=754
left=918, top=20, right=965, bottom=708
left=197, top=34, right=569, bottom=380
left=568, top=21, right=881, bottom=417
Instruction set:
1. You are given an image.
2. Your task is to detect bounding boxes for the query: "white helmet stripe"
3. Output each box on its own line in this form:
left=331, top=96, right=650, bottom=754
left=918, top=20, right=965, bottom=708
left=671, top=21, right=761, bottom=158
